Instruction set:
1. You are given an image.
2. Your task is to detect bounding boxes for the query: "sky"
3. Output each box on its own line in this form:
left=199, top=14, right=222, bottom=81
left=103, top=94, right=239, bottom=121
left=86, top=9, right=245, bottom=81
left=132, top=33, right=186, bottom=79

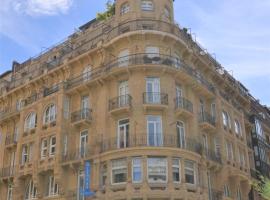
left=0, top=0, right=269, bottom=106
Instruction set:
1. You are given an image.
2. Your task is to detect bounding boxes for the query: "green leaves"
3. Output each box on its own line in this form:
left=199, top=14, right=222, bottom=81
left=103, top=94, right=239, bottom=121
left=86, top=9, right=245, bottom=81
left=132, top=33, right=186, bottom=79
left=96, top=0, right=115, bottom=21
left=253, top=175, right=270, bottom=200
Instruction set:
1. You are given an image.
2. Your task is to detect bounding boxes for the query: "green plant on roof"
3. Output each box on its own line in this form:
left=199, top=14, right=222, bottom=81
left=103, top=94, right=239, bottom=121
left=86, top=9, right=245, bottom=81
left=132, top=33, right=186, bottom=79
left=253, top=175, right=270, bottom=200
left=97, top=0, right=115, bottom=21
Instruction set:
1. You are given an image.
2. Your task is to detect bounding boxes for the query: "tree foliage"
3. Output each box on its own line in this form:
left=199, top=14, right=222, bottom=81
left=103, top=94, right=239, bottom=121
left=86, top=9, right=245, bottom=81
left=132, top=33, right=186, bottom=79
left=253, top=176, right=270, bottom=200
left=97, top=0, right=115, bottom=21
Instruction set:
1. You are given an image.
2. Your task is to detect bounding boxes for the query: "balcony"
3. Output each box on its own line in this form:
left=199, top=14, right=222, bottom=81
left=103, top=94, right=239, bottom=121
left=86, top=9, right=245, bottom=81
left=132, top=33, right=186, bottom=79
left=21, top=93, right=41, bottom=108
left=174, top=97, right=193, bottom=118
left=204, top=148, right=222, bottom=168
left=5, top=133, right=18, bottom=148
left=0, top=107, right=20, bottom=122
left=99, top=134, right=203, bottom=155
left=191, top=74, right=215, bottom=99
left=143, top=92, right=168, bottom=111
left=62, top=147, right=92, bottom=164
left=109, top=95, right=132, bottom=115
left=71, top=108, right=92, bottom=127
left=198, top=112, right=216, bottom=132
left=43, top=85, right=59, bottom=97
left=0, top=166, right=16, bottom=179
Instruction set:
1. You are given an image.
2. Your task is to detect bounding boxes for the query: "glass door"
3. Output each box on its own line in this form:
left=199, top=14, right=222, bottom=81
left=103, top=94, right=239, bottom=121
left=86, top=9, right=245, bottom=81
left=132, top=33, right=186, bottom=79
left=80, top=131, right=88, bottom=158
left=118, top=119, right=129, bottom=148
left=118, top=81, right=129, bottom=107
left=176, top=85, right=182, bottom=108
left=77, top=170, right=85, bottom=200
left=176, top=121, right=185, bottom=148
left=146, top=78, right=160, bottom=103
left=81, top=96, right=89, bottom=119
left=147, top=116, right=163, bottom=146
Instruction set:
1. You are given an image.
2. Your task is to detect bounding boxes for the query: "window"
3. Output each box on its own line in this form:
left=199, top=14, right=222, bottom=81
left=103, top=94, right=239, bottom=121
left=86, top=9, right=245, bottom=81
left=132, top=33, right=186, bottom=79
left=48, top=176, right=58, bottom=197
left=41, top=139, right=48, bottom=159
left=145, top=46, right=159, bottom=58
left=222, top=111, right=231, bottom=130
left=172, top=158, right=181, bottom=183
left=77, top=170, right=84, bottom=200
left=111, top=159, right=127, bottom=184
left=118, top=119, right=129, bottom=148
left=239, top=148, right=246, bottom=167
left=226, top=141, right=234, bottom=161
left=141, top=0, right=153, bottom=11
left=24, top=112, right=37, bottom=131
left=214, top=137, right=221, bottom=157
left=49, top=136, right=56, bottom=157
left=132, top=158, right=142, bottom=183
left=234, top=119, right=242, bottom=136
left=236, top=187, right=242, bottom=200
left=83, top=66, right=92, bottom=82
left=255, top=118, right=264, bottom=137
left=7, top=184, right=13, bottom=200
left=80, top=131, right=88, bottom=158
left=147, top=116, right=163, bottom=146
left=176, top=121, right=185, bottom=148
left=29, top=143, right=33, bottom=162
left=118, top=81, right=129, bottom=106
left=43, top=104, right=56, bottom=124
left=224, top=184, right=231, bottom=197
left=164, top=7, right=170, bottom=19
left=211, top=103, right=216, bottom=120
left=25, top=180, right=37, bottom=200
left=121, top=3, right=130, bottom=15
left=146, top=77, right=160, bottom=103
left=147, top=157, right=167, bottom=183
left=100, top=163, right=107, bottom=187
left=185, top=160, right=196, bottom=185
left=63, top=96, right=70, bottom=120
left=202, top=135, right=209, bottom=155
left=118, top=49, right=129, bottom=67
left=21, top=145, right=28, bottom=165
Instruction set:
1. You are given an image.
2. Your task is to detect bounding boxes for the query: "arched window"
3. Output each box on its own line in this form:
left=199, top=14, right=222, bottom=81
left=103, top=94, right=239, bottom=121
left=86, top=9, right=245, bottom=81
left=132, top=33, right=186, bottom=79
left=25, top=180, right=37, bottom=200
left=83, top=66, right=92, bottom=82
left=234, top=119, right=242, bottom=136
left=43, top=104, right=57, bottom=124
left=121, top=2, right=130, bottom=15
left=24, top=112, right=37, bottom=131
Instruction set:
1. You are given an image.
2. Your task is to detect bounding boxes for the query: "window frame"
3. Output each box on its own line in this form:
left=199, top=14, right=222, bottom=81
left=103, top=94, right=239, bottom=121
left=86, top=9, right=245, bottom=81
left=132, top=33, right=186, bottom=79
left=120, top=2, right=130, bottom=15
left=43, top=104, right=57, bottom=125
left=141, top=0, right=154, bottom=11
left=21, top=145, right=28, bottom=165
left=24, top=112, right=37, bottom=132
left=49, top=136, right=56, bottom=157
left=24, top=180, right=37, bottom=200
left=172, top=158, right=181, bottom=183
left=41, top=139, right=48, bottom=159
left=184, top=160, right=196, bottom=185
left=48, top=176, right=58, bottom=197
left=111, top=158, right=127, bottom=185
left=147, top=157, right=168, bottom=184
left=132, top=157, right=143, bottom=183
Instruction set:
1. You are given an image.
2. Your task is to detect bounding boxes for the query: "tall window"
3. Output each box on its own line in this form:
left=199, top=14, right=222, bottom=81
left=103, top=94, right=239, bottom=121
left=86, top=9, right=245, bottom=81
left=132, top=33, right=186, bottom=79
left=211, top=103, right=216, bottom=120
left=147, top=116, right=163, bottom=146
left=100, top=163, right=107, bottom=187
left=7, top=184, right=13, bottom=200
left=214, top=137, right=221, bottom=157
left=29, top=143, right=33, bottom=162
left=172, top=158, right=181, bottom=183
left=141, top=0, right=154, bottom=11
left=118, top=81, right=129, bottom=106
left=185, top=160, right=196, bottom=185
left=146, top=77, right=160, bottom=103
left=224, top=184, right=231, bottom=197
left=132, top=157, right=142, bottom=183
left=239, top=148, right=246, bottom=167
left=80, top=131, right=88, bottom=158
left=118, top=49, right=130, bottom=67
left=176, top=121, right=185, bottom=148
left=83, top=66, right=92, bottom=82
left=49, top=136, right=56, bottom=157
left=236, top=187, right=242, bottom=200
left=147, top=157, right=167, bottom=183
left=118, top=119, right=129, bottom=148
left=226, top=141, right=234, bottom=161
left=25, top=180, right=37, bottom=200
left=48, top=176, right=58, bottom=197
left=222, top=111, right=231, bottom=130
left=111, top=159, right=127, bottom=184
left=43, top=104, right=56, bottom=124
left=21, top=145, right=28, bottom=165
left=24, top=112, right=37, bottom=131
left=202, top=135, right=209, bottom=155
left=234, top=119, right=242, bottom=136
left=121, top=3, right=130, bottom=15
left=41, top=139, right=48, bottom=159
left=255, top=118, right=264, bottom=137
left=77, top=170, right=85, bottom=200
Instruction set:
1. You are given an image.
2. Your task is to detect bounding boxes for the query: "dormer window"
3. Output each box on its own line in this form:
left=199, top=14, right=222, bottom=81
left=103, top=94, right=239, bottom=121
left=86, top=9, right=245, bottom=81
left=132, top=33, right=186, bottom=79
left=121, top=3, right=130, bottom=15
left=141, top=0, right=153, bottom=11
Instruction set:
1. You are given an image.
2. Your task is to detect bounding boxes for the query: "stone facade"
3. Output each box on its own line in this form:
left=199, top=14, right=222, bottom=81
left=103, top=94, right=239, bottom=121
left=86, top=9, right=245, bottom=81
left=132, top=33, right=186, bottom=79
left=0, top=0, right=269, bottom=200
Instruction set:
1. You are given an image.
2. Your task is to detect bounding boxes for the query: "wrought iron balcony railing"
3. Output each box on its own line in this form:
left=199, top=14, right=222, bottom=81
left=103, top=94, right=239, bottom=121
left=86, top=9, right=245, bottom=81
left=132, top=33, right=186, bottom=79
left=62, top=147, right=92, bottom=163
left=109, top=95, right=132, bottom=111
left=143, top=92, right=168, bottom=105
left=99, top=134, right=202, bottom=155
left=198, top=111, right=216, bottom=127
left=71, top=108, right=92, bottom=123
left=43, top=85, right=59, bottom=97
left=204, top=148, right=222, bottom=164
left=175, top=97, right=193, bottom=113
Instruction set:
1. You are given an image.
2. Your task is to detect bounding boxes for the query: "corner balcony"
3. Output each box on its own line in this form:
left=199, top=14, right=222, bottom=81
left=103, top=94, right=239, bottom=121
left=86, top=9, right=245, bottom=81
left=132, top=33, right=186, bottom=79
left=99, top=134, right=203, bottom=155
left=5, top=133, right=18, bottom=148
left=174, top=97, right=193, bottom=118
left=143, top=92, right=168, bottom=111
left=109, top=95, right=132, bottom=116
left=71, top=108, right=92, bottom=127
left=198, top=112, right=216, bottom=133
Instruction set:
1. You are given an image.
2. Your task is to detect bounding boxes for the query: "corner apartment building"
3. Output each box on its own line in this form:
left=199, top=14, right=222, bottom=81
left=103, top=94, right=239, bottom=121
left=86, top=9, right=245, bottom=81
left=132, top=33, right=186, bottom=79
left=0, top=0, right=269, bottom=200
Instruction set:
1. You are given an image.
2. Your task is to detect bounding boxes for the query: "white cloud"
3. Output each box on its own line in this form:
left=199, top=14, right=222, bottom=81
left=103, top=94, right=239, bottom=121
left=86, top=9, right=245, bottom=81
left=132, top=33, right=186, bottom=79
left=13, top=0, right=73, bottom=16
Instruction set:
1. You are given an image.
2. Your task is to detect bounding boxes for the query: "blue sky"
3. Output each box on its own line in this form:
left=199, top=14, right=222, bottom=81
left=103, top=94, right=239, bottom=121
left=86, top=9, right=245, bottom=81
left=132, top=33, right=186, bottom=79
left=0, top=0, right=269, bottom=106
